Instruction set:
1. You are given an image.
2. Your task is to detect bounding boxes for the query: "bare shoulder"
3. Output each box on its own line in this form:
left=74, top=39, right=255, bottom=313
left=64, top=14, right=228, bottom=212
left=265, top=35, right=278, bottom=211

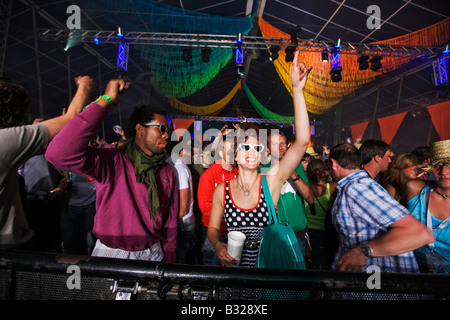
left=404, top=179, right=427, bottom=201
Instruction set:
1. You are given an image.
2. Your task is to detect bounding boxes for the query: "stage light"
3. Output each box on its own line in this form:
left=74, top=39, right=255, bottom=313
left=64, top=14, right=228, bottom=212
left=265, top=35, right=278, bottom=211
left=285, top=47, right=295, bottom=62
left=442, top=43, right=450, bottom=54
left=321, top=51, right=329, bottom=62
left=285, top=26, right=300, bottom=63
left=64, top=29, right=81, bottom=52
left=269, top=45, right=280, bottom=61
left=289, top=26, right=301, bottom=46
left=234, top=33, right=245, bottom=78
left=201, top=47, right=211, bottom=62
left=330, top=67, right=342, bottom=82
left=235, top=33, right=244, bottom=66
left=370, top=55, right=383, bottom=71
left=330, top=47, right=342, bottom=82
left=117, top=26, right=124, bottom=37
left=182, top=47, right=192, bottom=62
left=94, top=37, right=99, bottom=45
left=357, top=55, right=370, bottom=70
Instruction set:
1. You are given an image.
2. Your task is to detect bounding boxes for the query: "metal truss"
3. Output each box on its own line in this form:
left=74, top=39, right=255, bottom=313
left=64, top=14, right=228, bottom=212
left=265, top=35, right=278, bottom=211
left=38, top=28, right=444, bottom=58
left=0, top=0, right=12, bottom=75
left=432, top=55, right=449, bottom=86
left=169, top=114, right=293, bottom=125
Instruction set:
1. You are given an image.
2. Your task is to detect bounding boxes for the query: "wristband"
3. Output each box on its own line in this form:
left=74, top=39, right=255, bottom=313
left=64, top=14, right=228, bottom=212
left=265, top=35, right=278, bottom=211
left=83, top=95, right=101, bottom=111
left=214, top=240, right=220, bottom=250
left=100, top=94, right=113, bottom=105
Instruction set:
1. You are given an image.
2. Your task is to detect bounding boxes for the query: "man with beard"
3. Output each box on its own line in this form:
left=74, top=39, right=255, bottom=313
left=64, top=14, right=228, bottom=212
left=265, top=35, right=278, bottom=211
left=46, top=79, right=178, bottom=262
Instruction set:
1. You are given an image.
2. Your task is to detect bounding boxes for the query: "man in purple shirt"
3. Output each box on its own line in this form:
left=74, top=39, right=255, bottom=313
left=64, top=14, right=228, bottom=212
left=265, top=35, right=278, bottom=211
left=46, top=79, right=179, bottom=263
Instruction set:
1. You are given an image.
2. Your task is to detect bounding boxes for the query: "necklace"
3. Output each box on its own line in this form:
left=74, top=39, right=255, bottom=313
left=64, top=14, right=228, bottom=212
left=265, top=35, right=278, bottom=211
left=432, top=188, right=449, bottom=199
left=237, top=176, right=259, bottom=197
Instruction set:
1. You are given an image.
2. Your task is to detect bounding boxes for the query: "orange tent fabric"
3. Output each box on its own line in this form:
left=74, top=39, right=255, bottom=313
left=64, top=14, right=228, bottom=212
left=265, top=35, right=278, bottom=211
left=172, top=119, right=195, bottom=139
left=350, top=121, right=369, bottom=142
left=427, top=101, right=450, bottom=140
left=377, top=112, right=407, bottom=144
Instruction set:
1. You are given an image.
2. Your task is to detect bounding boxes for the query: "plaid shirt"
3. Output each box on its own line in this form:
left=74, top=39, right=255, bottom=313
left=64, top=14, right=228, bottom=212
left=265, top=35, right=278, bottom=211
left=331, top=170, right=420, bottom=273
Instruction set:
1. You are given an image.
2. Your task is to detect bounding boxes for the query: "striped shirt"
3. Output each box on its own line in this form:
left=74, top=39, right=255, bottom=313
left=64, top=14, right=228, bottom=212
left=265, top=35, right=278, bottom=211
left=331, top=170, right=420, bottom=273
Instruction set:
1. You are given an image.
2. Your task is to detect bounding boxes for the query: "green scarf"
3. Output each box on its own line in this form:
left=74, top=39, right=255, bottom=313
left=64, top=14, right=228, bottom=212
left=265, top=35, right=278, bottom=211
left=122, top=139, right=166, bottom=220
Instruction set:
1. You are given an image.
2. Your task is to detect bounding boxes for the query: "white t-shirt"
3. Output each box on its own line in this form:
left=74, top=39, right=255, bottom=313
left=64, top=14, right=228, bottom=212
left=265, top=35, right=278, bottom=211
left=166, top=156, right=194, bottom=230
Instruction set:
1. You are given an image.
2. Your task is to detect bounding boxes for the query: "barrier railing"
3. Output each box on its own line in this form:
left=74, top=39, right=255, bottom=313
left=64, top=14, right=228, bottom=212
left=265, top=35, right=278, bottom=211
left=0, top=250, right=449, bottom=301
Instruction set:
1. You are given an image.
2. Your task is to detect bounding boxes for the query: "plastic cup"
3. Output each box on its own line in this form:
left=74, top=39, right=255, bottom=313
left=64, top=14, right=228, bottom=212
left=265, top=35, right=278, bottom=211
left=227, top=231, right=246, bottom=266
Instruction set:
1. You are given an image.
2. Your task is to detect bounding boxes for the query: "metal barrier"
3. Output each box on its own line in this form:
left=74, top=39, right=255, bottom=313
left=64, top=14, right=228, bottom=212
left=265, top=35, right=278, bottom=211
left=0, top=250, right=449, bottom=301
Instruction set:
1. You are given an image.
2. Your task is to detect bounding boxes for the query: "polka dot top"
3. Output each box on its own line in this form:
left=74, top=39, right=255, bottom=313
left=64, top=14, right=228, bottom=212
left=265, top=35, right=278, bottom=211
left=223, top=175, right=269, bottom=267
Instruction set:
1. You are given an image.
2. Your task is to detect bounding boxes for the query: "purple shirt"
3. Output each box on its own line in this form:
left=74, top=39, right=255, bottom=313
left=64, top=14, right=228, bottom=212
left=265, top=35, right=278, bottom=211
left=46, top=103, right=178, bottom=262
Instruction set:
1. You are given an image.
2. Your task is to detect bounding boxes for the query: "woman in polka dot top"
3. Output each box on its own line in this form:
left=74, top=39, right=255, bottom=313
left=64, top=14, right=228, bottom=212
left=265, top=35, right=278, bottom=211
left=208, top=51, right=312, bottom=268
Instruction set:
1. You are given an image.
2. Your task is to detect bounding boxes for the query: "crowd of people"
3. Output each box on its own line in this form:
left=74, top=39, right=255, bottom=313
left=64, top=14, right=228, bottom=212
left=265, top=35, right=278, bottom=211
left=1, top=50, right=448, bottom=284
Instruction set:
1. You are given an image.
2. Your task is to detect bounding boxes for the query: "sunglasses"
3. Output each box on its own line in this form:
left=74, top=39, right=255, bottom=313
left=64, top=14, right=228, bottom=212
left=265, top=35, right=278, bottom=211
left=239, top=143, right=264, bottom=153
left=143, top=122, right=170, bottom=134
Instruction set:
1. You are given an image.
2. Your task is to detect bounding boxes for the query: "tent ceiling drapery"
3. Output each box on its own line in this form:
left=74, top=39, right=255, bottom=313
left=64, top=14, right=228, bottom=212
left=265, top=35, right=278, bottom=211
left=2, top=0, right=449, bottom=144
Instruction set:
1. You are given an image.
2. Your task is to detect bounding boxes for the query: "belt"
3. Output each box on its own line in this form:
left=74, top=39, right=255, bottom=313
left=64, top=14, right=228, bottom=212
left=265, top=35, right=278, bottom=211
left=244, top=240, right=260, bottom=250
left=26, top=194, right=49, bottom=201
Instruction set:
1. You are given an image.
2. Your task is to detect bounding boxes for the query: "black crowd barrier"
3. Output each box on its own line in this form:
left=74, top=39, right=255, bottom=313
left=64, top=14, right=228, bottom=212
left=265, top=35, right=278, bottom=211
left=0, top=250, right=449, bottom=301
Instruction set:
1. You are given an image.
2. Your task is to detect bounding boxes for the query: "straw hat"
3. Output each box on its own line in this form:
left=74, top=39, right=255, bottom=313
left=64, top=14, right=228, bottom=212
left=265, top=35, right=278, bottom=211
left=430, top=139, right=450, bottom=167
left=306, top=146, right=319, bottom=156
left=418, top=139, right=450, bottom=177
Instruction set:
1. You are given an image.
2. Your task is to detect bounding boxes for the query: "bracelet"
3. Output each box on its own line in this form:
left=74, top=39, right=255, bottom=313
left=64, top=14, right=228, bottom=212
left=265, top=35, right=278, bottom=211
left=100, top=94, right=113, bottom=105
left=83, top=95, right=113, bottom=111
left=214, top=240, right=220, bottom=250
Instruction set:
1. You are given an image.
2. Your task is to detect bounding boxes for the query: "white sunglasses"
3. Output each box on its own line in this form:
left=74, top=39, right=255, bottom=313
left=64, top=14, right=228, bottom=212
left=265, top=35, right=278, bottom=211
left=239, top=143, right=265, bottom=153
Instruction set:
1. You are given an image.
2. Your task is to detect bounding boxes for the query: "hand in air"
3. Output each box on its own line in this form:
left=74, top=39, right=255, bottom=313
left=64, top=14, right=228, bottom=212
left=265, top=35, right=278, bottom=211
left=290, top=50, right=312, bottom=91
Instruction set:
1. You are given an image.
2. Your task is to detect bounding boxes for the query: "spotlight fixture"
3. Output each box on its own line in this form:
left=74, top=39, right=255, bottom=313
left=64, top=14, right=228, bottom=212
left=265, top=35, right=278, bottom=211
left=285, top=46, right=295, bottom=62
left=182, top=47, right=192, bottom=62
left=443, top=43, right=450, bottom=54
left=289, top=26, right=301, bottom=46
left=235, top=33, right=244, bottom=78
left=201, top=47, right=211, bottom=62
left=357, top=55, right=370, bottom=70
left=117, top=26, right=124, bottom=37
left=236, top=66, right=244, bottom=78
left=369, top=55, right=383, bottom=71
left=330, top=47, right=342, bottom=82
left=235, top=33, right=244, bottom=66
left=269, top=45, right=280, bottom=61
left=321, top=51, right=329, bottom=62
left=330, top=67, right=342, bottom=82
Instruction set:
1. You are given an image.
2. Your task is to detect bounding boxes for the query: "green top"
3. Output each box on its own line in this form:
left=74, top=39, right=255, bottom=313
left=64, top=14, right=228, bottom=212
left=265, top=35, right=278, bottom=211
left=259, top=162, right=309, bottom=232
left=305, top=183, right=331, bottom=231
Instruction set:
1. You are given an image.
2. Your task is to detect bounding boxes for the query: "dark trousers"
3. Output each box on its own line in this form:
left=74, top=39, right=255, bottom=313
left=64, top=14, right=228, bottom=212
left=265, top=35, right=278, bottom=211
left=60, top=203, right=96, bottom=255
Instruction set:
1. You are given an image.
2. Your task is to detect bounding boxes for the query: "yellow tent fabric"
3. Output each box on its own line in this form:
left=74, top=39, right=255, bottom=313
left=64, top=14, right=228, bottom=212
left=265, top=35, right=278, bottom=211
left=258, top=16, right=450, bottom=115
left=167, top=80, right=241, bottom=116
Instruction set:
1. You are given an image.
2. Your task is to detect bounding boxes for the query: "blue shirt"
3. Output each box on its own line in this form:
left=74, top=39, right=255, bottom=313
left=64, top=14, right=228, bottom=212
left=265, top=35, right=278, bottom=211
left=331, top=170, right=420, bottom=273
left=407, top=184, right=450, bottom=271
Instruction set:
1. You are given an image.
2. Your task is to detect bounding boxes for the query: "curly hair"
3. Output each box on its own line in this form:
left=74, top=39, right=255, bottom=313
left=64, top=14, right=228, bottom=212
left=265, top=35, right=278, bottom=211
left=0, top=77, right=30, bottom=128
left=307, top=158, right=333, bottom=183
